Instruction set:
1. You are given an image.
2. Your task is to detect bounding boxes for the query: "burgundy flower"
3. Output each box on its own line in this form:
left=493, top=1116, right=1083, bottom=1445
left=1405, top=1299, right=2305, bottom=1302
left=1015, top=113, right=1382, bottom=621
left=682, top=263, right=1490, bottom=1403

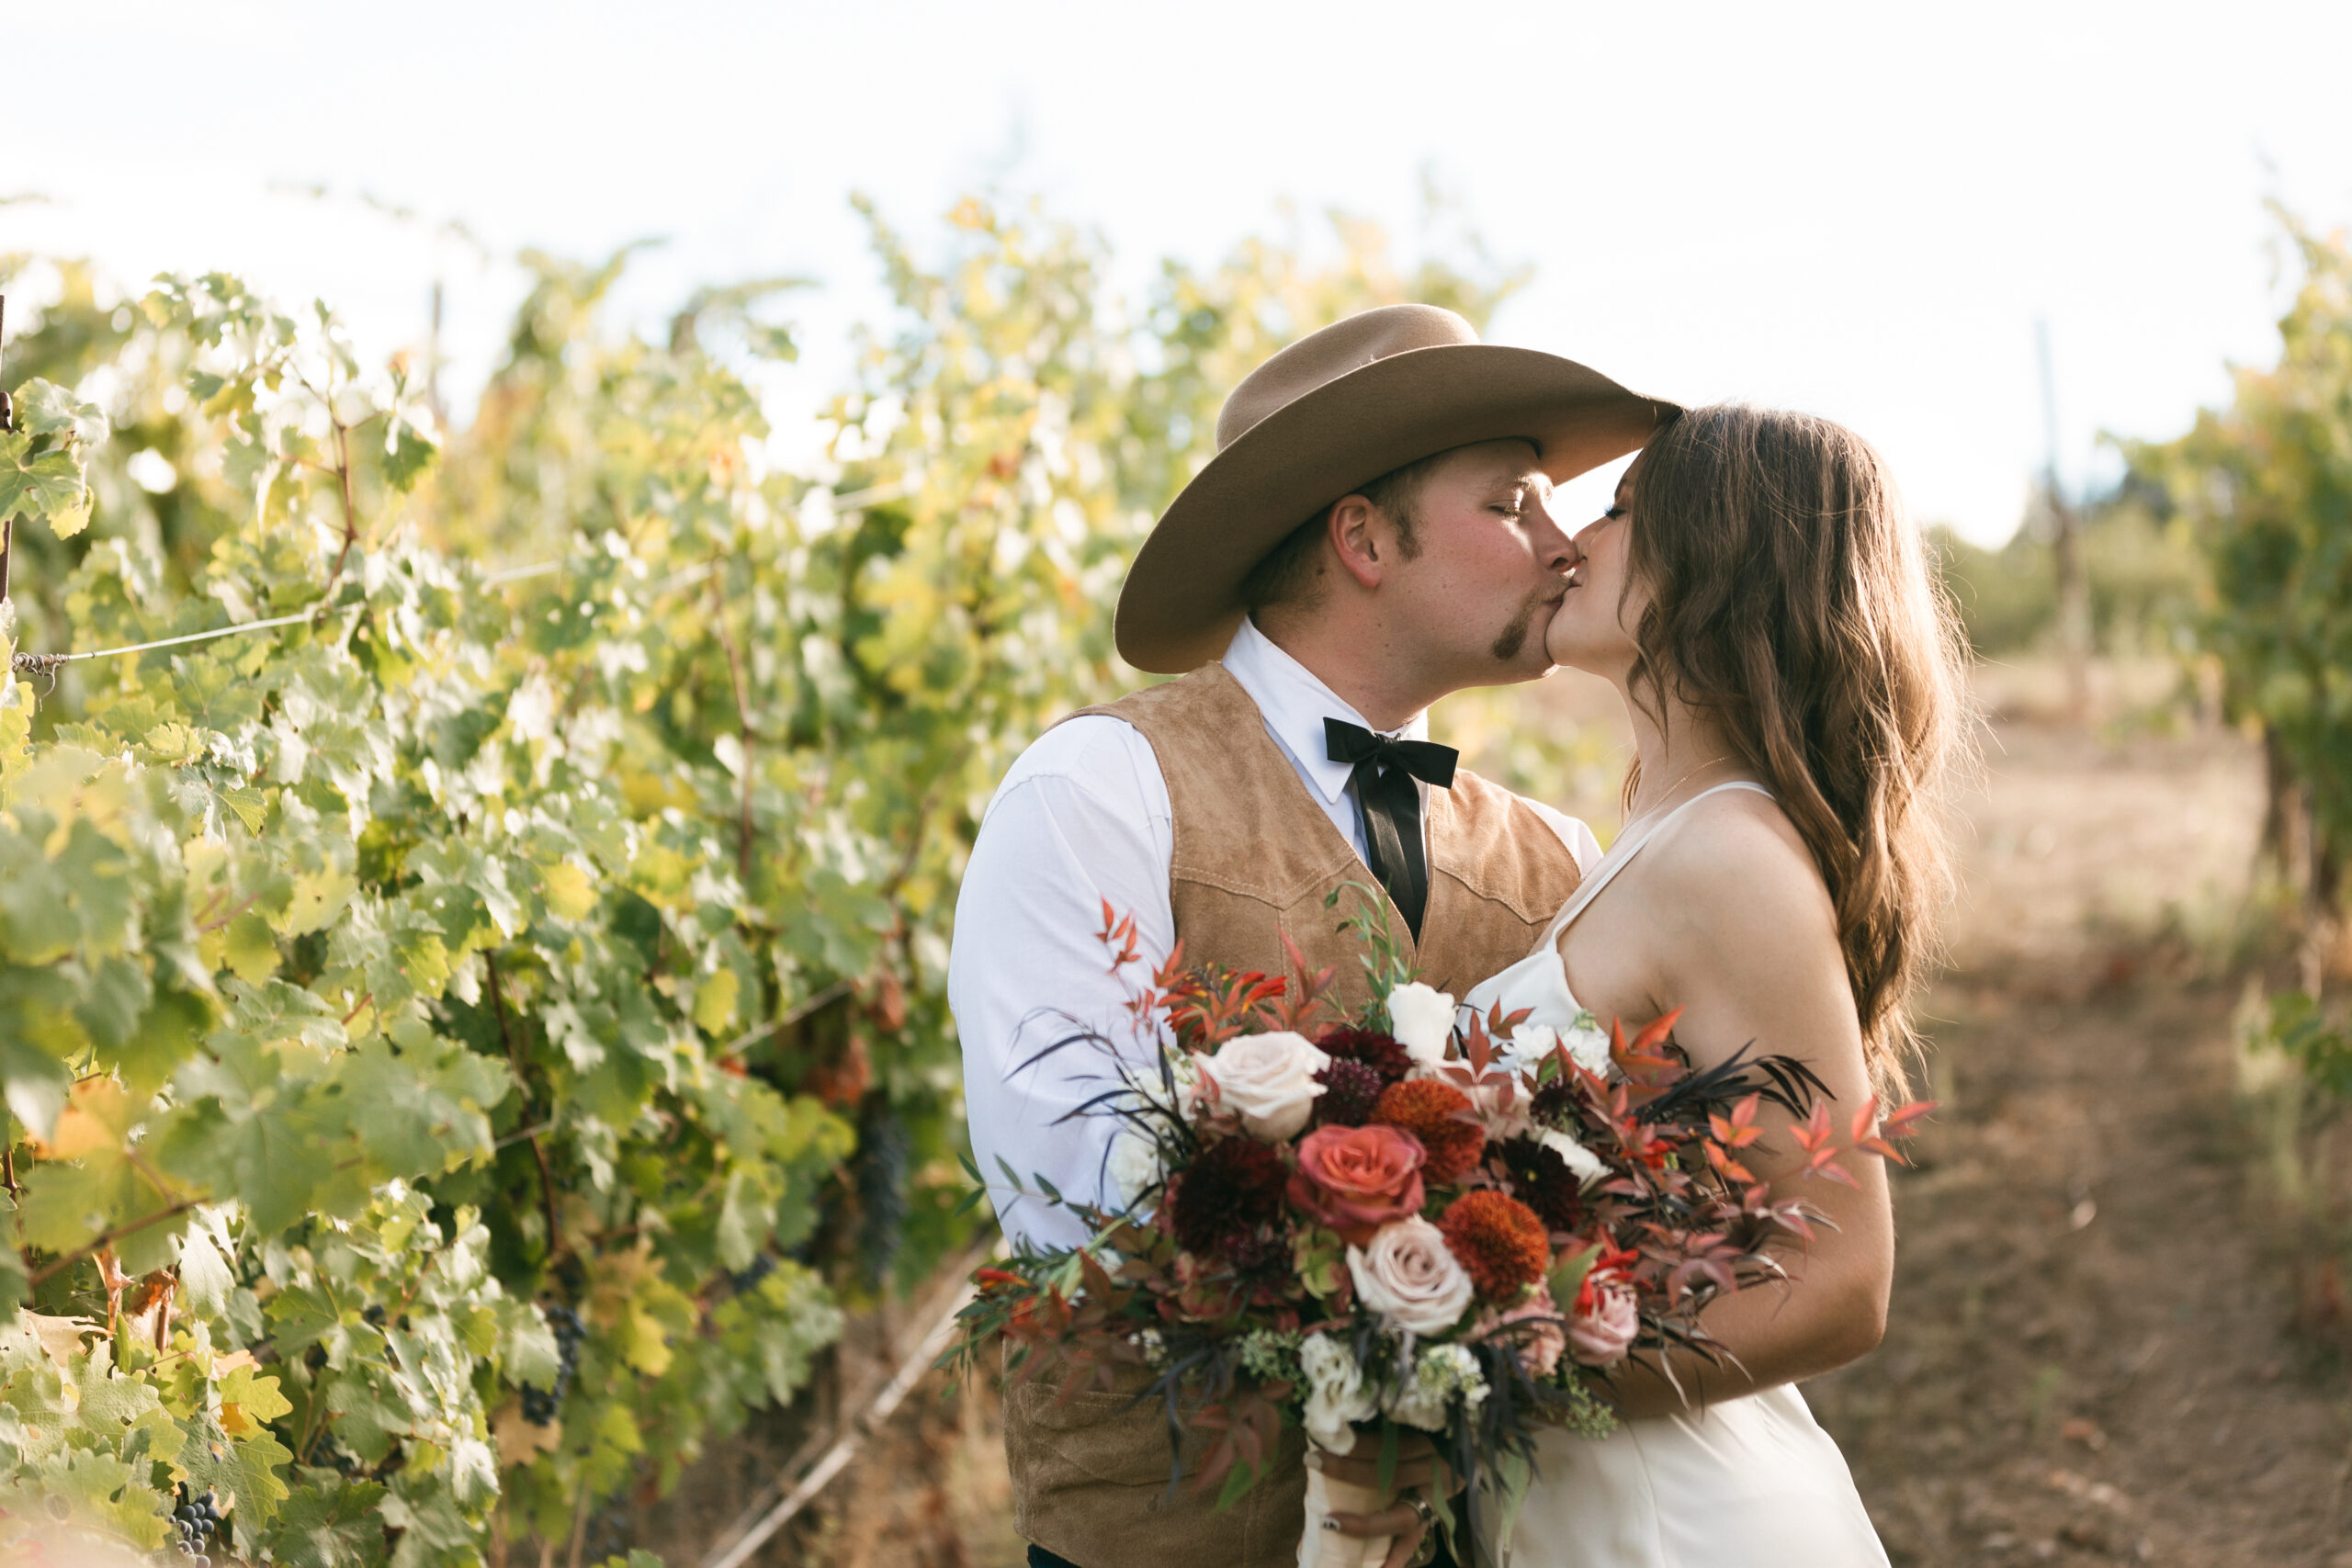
left=1314, top=1057, right=1386, bottom=1127
left=1529, top=1077, right=1579, bottom=1129
left=1169, top=1135, right=1289, bottom=1257
left=1497, top=1135, right=1589, bottom=1233
left=1317, top=1025, right=1414, bottom=1086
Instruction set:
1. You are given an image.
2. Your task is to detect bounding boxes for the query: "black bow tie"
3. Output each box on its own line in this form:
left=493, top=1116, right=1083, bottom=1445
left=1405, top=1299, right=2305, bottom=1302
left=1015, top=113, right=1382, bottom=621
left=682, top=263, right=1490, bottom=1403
left=1325, top=720, right=1456, bottom=941
left=1321, top=720, right=1459, bottom=788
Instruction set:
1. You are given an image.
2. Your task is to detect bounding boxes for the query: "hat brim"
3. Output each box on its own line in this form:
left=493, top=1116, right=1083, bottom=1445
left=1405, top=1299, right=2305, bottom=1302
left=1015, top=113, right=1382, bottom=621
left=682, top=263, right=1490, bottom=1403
left=1115, top=343, right=1677, bottom=673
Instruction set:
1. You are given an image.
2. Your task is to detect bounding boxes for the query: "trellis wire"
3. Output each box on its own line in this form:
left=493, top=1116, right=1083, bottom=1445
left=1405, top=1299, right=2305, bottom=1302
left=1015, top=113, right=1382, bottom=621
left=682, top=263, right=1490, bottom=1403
left=5, top=474, right=907, bottom=685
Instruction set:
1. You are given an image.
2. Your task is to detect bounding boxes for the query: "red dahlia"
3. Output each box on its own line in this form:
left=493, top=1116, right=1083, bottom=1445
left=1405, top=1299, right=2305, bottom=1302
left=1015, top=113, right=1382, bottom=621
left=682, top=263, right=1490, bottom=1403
left=1317, top=1025, right=1414, bottom=1085
left=1498, top=1136, right=1589, bottom=1232
left=1437, top=1190, right=1551, bottom=1299
left=1168, top=1134, right=1289, bottom=1257
left=1371, top=1079, right=1485, bottom=1182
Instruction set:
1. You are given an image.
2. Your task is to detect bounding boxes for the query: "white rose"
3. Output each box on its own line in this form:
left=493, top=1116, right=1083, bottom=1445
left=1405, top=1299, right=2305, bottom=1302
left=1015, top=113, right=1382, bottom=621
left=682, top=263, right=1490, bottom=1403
left=1386, top=982, right=1457, bottom=1068
left=1382, top=1341, right=1489, bottom=1431
left=1347, top=1216, right=1475, bottom=1337
left=1539, top=1128, right=1610, bottom=1189
left=1104, top=1124, right=1165, bottom=1212
left=1498, top=1023, right=1561, bottom=1080
left=1561, top=1014, right=1612, bottom=1077
left=1198, top=1031, right=1329, bottom=1141
left=1298, top=1332, right=1378, bottom=1453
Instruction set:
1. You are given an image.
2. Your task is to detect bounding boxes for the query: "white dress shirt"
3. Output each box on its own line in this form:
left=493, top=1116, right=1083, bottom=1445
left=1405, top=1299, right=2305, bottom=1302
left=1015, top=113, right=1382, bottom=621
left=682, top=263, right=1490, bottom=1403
left=948, top=619, right=1600, bottom=1253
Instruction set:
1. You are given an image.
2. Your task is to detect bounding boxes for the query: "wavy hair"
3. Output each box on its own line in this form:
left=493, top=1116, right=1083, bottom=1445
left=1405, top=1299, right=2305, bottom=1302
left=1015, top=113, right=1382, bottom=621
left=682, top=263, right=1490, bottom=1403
left=1623, top=406, right=1970, bottom=1091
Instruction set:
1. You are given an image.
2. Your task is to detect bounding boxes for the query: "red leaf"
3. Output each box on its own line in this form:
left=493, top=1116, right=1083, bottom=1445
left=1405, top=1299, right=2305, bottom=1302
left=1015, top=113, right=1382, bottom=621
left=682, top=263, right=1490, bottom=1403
left=1882, top=1100, right=1936, bottom=1137
left=1791, top=1100, right=1836, bottom=1155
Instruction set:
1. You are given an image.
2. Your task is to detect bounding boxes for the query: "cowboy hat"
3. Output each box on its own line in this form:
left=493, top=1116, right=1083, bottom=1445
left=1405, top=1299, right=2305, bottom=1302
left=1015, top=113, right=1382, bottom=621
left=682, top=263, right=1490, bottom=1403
left=1116, top=304, right=1676, bottom=673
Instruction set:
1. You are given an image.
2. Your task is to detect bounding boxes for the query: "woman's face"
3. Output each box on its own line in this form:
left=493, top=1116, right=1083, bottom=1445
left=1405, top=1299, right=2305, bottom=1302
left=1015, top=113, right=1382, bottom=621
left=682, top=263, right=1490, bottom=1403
left=1544, top=471, right=1647, bottom=680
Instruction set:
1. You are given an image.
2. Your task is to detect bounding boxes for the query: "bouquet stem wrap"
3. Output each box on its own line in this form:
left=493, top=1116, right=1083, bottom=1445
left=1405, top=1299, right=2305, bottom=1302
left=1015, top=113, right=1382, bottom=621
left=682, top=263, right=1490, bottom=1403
left=1297, top=1441, right=1394, bottom=1568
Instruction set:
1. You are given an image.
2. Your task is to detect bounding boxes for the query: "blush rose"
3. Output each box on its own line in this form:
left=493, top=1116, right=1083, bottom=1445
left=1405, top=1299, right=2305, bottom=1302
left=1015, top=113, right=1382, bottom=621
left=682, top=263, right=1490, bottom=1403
left=1348, top=1216, right=1475, bottom=1337
left=1568, top=1276, right=1639, bottom=1367
left=1287, top=1123, right=1428, bottom=1245
left=1475, top=1285, right=1568, bottom=1378
left=1197, top=1030, right=1329, bottom=1141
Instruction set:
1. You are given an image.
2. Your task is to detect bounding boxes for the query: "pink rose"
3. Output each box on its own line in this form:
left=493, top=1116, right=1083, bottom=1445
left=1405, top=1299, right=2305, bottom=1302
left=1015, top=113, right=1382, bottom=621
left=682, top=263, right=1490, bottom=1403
left=1287, top=1123, right=1428, bottom=1246
left=1568, top=1277, right=1638, bottom=1368
left=1476, top=1285, right=1568, bottom=1379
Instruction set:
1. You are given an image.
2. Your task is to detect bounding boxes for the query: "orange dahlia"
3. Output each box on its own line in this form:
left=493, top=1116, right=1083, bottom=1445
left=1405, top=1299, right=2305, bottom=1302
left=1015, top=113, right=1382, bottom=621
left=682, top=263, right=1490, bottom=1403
left=1371, top=1079, right=1485, bottom=1183
left=1437, top=1190, right=1551, bottom=1300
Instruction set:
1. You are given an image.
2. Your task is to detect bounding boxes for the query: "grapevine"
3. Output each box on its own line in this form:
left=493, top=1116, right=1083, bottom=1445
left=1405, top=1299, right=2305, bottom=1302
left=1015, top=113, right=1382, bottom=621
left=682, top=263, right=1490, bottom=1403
left=0, top=200, right=1529, bottom=1563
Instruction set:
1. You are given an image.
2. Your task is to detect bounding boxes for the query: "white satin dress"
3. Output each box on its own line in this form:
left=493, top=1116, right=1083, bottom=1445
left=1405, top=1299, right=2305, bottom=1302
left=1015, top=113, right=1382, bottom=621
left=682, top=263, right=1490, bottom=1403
left=1458, top=783, right=1889, bottom=1568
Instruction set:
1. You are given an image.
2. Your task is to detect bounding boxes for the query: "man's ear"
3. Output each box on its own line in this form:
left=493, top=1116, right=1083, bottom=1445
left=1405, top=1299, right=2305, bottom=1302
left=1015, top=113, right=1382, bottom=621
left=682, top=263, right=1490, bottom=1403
left=1328, top=494, right=1387, bottom=591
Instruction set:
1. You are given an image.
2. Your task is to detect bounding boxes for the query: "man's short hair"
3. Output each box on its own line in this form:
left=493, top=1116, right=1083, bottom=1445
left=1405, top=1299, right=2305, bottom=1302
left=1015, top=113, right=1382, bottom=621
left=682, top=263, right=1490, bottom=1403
left=1238, top=451, right=1442, bottom=617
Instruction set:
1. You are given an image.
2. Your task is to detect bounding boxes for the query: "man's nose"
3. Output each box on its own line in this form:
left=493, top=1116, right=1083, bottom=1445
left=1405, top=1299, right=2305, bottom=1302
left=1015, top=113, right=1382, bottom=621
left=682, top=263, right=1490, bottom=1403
left=1528, top=496, right=1577, bottom=573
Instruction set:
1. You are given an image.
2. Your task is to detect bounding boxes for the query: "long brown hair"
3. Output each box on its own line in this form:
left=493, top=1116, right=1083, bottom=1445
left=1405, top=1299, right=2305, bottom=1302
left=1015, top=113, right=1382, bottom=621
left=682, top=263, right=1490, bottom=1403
left=1622, top=406, right=1969, bottom=1091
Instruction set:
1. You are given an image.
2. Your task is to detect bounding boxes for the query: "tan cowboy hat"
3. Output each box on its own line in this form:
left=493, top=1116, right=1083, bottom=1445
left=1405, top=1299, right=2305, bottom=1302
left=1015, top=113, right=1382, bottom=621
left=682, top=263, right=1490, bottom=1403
left=1116, top=304, right=1677, bottom=673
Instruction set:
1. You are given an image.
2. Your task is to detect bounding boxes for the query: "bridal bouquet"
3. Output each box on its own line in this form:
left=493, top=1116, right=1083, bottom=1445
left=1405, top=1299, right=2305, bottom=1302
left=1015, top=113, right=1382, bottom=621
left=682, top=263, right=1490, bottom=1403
left=944, top=897, right=1928, bottom=1566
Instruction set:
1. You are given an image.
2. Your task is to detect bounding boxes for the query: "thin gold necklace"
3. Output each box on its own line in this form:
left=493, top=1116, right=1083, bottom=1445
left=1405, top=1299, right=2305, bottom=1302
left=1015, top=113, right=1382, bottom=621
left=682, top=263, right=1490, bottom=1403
left=1626, top=754, right=1739, bottom=829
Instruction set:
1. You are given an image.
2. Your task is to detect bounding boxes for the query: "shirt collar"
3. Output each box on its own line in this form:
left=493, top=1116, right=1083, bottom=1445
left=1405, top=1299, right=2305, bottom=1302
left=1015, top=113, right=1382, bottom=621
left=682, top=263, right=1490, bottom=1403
left=1220, top=617, right=1430, bottom=807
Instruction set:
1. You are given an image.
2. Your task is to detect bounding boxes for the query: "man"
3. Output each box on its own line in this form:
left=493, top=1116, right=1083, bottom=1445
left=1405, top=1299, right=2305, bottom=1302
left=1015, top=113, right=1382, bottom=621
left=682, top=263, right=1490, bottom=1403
left=951, top=304, right=1672, bottom=1568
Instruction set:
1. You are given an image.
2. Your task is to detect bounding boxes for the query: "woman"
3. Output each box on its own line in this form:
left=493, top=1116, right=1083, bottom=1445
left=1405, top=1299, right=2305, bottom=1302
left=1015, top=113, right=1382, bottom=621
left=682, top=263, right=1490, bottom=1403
left=1471, top=404, right=1968, bottom=1565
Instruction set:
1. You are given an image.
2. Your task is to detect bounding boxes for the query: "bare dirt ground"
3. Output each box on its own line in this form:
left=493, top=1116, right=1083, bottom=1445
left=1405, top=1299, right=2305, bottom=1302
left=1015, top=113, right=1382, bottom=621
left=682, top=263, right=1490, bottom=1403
left=1806, top=688, right=2352, bottom=1568
left=758, top=662, right=2352, bottom=1568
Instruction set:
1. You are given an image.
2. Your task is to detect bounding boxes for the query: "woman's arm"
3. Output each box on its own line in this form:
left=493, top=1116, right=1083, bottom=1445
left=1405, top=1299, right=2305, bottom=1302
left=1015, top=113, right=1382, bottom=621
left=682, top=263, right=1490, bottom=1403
left=1595, top=796, right=1895, bottom=1418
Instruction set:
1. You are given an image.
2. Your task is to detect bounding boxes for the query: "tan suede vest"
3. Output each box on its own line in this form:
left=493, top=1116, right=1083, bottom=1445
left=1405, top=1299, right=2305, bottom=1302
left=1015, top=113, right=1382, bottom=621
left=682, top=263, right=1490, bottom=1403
left=1001, top=662, right=1585, bottom=1568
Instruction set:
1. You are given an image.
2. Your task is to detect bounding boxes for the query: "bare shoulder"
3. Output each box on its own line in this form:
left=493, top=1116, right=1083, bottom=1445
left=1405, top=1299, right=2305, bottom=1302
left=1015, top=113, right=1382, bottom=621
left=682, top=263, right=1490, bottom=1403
left=1641, top=789, right=1837, bottom=949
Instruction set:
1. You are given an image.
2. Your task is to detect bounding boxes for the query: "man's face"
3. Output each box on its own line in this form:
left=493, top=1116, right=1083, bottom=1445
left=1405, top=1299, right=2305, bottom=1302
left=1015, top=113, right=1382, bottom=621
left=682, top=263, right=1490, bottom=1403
left=1378, top=439, right=1576, bottom=686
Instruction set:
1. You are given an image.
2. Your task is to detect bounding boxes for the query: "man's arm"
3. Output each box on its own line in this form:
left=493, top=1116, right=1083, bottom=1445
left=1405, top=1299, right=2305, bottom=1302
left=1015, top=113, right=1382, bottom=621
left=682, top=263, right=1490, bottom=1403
left=948, top=717, right=1174, bottom=1255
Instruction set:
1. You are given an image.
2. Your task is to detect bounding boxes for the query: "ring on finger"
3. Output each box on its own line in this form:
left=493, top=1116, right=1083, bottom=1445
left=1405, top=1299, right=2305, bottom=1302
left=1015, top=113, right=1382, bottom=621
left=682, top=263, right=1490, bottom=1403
left=1406, top=1495, right=1438, bottom=1566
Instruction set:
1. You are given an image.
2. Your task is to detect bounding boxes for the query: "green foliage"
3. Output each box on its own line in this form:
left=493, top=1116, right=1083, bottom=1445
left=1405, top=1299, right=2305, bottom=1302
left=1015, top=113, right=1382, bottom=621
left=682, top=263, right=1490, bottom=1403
left=1929, top=491, right=2204, bottom=659
left=2132, top=209, right=2352, bottom=902
left=0, top=194, right=1539, bottom=1562
left=2255, top=991, right=2352, bottom=1103
left=0, top=266, right=868, bottom=1562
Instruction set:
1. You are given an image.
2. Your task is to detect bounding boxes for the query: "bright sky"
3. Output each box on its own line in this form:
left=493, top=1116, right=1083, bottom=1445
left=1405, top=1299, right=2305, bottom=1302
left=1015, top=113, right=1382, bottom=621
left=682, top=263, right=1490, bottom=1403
left=9, top=0, right=2351, bottom=544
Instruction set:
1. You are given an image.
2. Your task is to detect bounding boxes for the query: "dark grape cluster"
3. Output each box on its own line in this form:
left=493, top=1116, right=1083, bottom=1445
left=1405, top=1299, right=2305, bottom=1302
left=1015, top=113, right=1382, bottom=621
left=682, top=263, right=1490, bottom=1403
left=728, top=1252, right=777, bottom=1294
left=521, top=1303, right=586, bottom=1426
left=589, top=1490, right=633, bottom=1562
left=172, top=1487, right=220, bottom=1558
left=853, top=1102, right=910, bottom=1287
left=311, top=1434, right=365, bottom=1478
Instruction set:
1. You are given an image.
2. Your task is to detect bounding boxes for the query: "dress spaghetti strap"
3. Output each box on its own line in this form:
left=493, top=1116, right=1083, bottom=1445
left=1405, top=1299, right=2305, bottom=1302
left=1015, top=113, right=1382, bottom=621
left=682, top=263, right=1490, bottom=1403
left=1533, top=780, right=1774, bottom=954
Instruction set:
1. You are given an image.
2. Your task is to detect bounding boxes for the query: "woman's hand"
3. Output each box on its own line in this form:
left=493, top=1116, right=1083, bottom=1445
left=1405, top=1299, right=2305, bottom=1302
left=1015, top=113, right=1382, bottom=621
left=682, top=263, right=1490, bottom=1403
left=1323, top=1497, right=1433, bottom=1568
left=1316, top=1433, right=1456, bottom=1568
